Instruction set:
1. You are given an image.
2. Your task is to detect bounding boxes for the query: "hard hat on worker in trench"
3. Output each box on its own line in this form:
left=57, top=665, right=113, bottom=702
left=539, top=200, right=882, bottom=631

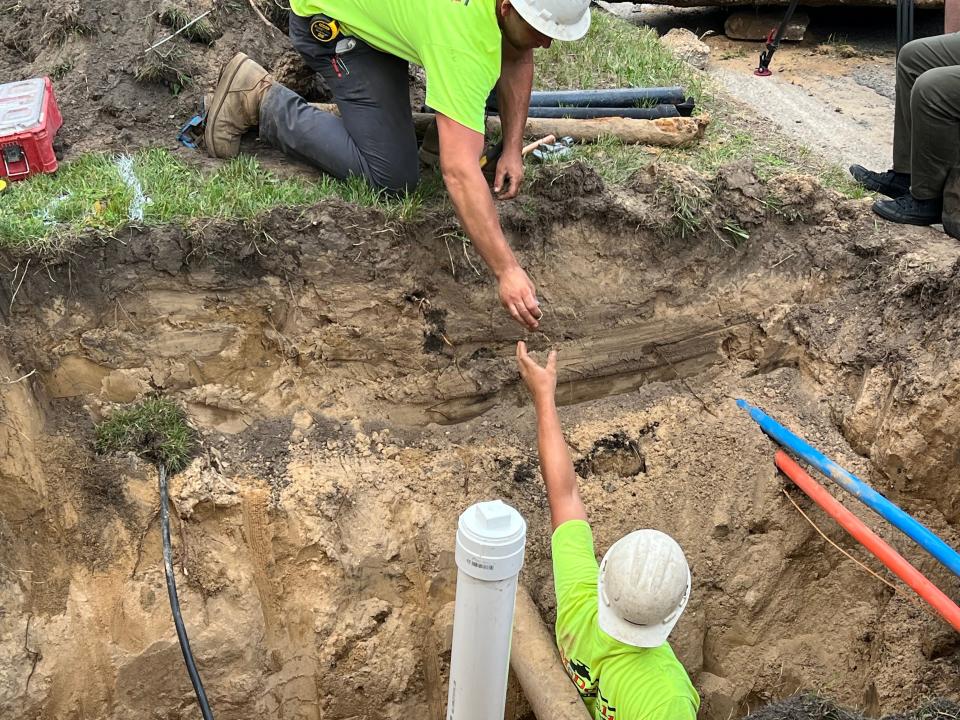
left=509, top=0, right=591, bottom=41
left=597, top=529, right=691, bottom=648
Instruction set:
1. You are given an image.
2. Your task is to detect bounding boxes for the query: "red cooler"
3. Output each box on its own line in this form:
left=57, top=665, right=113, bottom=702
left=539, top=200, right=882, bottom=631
left=0, top=77, right=63, bottom=182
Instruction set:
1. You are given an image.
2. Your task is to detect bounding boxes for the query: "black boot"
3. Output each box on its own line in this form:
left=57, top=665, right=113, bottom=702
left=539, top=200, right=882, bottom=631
left=873, top=193, right=943, bottom=226
left=849, top=165, right=911, bottom=198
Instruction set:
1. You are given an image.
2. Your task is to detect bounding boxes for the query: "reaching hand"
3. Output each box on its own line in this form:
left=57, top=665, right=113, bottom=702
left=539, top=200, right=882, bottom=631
left=516, top=341, right=558, bottom=402
left=498, top=266, right=541, bottom=330
left=494, top=149, right=524, bottom=200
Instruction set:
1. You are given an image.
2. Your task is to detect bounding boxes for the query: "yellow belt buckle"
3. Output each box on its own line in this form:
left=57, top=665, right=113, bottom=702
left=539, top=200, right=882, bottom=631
left=310, top=16, right=340, bottom=43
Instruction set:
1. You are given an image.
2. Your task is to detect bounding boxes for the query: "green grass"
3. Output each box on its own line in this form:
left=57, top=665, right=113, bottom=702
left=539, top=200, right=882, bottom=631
left=535, top=11, right=708, bottom=103
left=95, top=397, right=196, bottom=473
left=158, top=6, right=220, bottom=45
left=534, top=10, right=862, bottom=196
left=0, top=150, right=443, bottom=250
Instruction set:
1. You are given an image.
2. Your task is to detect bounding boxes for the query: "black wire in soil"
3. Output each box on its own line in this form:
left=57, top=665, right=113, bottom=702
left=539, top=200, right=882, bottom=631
left=159, top=463, right=215, bottom=720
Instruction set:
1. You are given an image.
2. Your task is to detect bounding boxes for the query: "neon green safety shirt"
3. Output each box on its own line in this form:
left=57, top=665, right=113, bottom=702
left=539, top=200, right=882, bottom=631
left=552, top=520, right=701, bottom=720
left=288, top=0, right=501, bottom=133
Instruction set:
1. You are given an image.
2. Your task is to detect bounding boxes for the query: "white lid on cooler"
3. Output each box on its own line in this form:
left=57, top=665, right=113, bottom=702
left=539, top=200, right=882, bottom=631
left=0, top=78, right=47, bottom=135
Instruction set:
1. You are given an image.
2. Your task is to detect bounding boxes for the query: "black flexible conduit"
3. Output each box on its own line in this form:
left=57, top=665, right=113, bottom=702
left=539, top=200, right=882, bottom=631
left=159, top=463, right=215, bottom=720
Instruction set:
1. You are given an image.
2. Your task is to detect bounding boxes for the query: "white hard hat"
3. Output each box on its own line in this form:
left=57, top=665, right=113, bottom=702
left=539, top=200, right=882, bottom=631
left=509, top=0, right=591, bottom=41
left=597, top=530, right=691, bottom=648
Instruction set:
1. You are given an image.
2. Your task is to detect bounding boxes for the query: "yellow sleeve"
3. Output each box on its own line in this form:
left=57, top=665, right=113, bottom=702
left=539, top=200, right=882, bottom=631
left=551, top=519, right=600, bottom=608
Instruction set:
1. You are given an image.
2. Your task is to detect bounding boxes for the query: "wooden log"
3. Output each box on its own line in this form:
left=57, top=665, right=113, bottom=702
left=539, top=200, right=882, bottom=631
left=309, top=103, right=709, bottom=147
left=511, top=585, right=592, bottom=720
left=485, top=114, right=709, bottom=146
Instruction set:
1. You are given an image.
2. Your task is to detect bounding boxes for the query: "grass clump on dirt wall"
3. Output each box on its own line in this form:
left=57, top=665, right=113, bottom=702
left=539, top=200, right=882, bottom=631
left=95, top=397, right=196, bottom=474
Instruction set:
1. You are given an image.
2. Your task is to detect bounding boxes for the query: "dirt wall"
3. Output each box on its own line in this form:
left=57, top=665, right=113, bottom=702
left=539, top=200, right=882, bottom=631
left=0, top=165, right=958, bottom=719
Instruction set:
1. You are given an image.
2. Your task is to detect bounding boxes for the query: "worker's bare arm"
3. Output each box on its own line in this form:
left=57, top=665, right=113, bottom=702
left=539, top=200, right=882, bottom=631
left=948, top=0, right=960, bottom=34
left=494, top=39, right=534, bottom=199
left=437, top=114, right=541, bottom=330
left=516, top=342, right=589, bottom=531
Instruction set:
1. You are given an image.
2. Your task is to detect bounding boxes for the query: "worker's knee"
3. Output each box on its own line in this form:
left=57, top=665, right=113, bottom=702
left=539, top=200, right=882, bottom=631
left=897, top=38, right=926, bottom=74
left=911, top=68, right=944, bottom=104
left=370, top=165, right=420, bottom=196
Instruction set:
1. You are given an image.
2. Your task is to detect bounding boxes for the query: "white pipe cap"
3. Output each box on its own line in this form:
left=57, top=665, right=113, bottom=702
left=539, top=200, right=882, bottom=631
left=456, top=500, right=527, bottom=581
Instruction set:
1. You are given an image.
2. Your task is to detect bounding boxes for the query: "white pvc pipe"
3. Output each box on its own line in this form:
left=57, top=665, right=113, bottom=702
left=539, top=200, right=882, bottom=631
left=446, top=500, right=527, bottom=720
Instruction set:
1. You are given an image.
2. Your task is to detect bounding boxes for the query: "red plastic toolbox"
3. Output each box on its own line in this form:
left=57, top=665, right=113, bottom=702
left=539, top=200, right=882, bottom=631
left=0, top=77, right=63, bottom=182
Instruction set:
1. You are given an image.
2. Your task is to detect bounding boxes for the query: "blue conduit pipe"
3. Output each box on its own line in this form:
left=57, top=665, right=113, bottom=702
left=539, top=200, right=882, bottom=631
left=736, top=399, right=960, bottom=580
left=159, top=463, right=215, bottom=720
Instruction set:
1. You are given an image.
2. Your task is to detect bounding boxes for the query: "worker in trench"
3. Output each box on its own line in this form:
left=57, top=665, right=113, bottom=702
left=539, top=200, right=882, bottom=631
left=202, top=0, right=591, bottom=331
left=850, top=0, right=960, bottom=237
left=516, top=341, right=701, bottom=720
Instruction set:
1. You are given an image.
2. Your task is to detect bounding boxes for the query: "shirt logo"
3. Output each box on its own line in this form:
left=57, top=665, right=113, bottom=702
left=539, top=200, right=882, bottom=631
left=598, top=688, right=618, bottom=720
left=559, top=647, right=597, bottom=698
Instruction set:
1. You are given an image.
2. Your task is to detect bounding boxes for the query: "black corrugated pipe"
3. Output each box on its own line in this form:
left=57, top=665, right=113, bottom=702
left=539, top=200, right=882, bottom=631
left=524, top=105, right=680, bottom=119
left=488, top=86, right=687, bottom=110
left=159, top=463, right=215, bottom=720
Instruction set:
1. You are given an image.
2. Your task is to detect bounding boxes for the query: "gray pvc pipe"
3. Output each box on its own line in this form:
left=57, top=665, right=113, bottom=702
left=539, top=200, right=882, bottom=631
left=510, top=585, right=591, bottom=720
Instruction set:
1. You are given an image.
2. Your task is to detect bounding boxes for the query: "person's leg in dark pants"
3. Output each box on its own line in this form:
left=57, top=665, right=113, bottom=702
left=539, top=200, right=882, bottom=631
left=874, top=63, right=960, bottom=225
left=258, top=14, right=419, bottom=194
left=851, top=33, right=960, bottom=199
left=905, top=65, right=960, bottom=198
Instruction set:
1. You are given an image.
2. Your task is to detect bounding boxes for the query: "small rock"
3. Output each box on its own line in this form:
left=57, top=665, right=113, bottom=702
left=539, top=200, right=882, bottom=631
left=291, top=429, right=303, bottom=443
left=292, top=410, right=314, bottom=431
left=660, top=28, right=710, bottom=70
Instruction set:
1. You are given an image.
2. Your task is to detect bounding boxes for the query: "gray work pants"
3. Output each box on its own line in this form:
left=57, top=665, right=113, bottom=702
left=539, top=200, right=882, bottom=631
left=258, top=12, right=419, bottom=194
left=893, top=33, right=960, bottom=199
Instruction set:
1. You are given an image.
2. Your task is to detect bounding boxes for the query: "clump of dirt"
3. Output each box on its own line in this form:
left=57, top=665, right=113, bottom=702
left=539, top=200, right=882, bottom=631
left=1, top=159, right=959, bottom=720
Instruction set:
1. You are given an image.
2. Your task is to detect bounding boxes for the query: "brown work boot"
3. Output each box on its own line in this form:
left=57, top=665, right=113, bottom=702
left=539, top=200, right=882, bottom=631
left=419, top=117, right=440, bottom=168
left=204, top=53, right=274, bottom=158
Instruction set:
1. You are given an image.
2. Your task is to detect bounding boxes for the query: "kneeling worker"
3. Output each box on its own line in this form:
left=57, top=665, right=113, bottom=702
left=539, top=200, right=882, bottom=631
left=516, top=341, right=700, bottom=720
left=203, top=0, right=592, bottom=331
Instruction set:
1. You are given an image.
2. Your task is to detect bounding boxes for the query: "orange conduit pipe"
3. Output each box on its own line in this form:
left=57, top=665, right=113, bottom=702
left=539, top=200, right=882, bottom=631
left=775, top=451, right=960, bottom=633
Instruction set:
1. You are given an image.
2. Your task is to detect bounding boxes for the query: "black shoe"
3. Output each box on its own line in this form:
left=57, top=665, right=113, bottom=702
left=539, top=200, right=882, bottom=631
left=873, top=193, right=943, bottom=225
left=849, top=165, right=911, bottom=198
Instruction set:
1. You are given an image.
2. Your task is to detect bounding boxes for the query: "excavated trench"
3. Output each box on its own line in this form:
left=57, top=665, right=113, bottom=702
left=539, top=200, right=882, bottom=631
left=1, top=163, right=959, bottom=719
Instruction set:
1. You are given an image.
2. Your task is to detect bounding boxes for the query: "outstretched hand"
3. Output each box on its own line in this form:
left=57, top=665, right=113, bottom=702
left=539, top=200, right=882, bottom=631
left=499, top=267, right=541, bottom=330
left=516, top=341, right=558, bottom=403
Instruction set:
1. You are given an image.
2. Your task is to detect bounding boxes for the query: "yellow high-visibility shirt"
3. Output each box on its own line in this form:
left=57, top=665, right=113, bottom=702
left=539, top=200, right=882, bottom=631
left=552, top=520, right=701, bottom=720
left=289, top=0, right=500, bottom=133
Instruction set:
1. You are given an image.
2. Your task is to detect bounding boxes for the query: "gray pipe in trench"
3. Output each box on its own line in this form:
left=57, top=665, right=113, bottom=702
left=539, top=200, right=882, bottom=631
left=510, top=584, right=592, bottom=720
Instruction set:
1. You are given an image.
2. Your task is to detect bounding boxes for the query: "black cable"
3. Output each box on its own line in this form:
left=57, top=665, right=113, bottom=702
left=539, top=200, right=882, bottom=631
left=159, top=463, right=215, bottom=720
left=897, top=0, right=915, bottom=57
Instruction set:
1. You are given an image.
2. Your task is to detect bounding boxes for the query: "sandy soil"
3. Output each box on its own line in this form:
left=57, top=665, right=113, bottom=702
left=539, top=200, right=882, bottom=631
left=1, top=160, right=959, bottom=719
left=1, top=3, right=959, bottom=719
